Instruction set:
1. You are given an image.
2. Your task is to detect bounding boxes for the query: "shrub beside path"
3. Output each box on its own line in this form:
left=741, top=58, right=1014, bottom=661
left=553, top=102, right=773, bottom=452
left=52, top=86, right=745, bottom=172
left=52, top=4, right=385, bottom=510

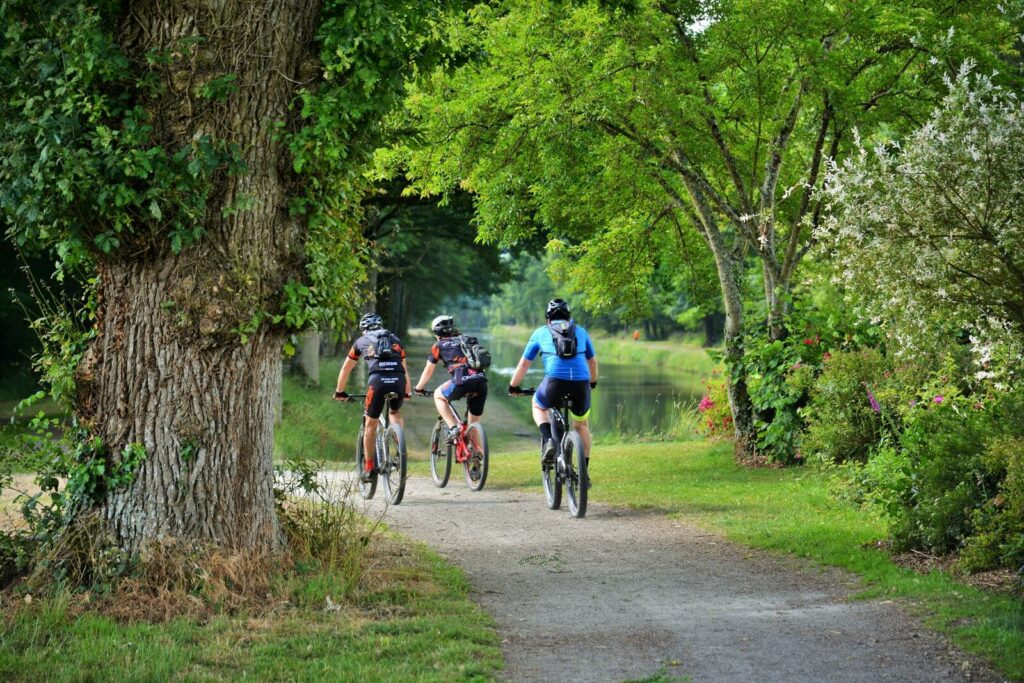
left=356, top=474, right=997, bottom=683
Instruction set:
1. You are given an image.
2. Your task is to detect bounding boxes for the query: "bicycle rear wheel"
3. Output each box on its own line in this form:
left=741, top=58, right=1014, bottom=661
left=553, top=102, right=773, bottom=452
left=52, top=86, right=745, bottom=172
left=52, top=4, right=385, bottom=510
left=381, top=424, right=407, bottom=505
left=429, top=419, right=452, bottom=488
left=355, top=428, right=376, bottom=500
left=563, top=430, right=587, bottom=518
left=463, top=422, right=489, bottom=491
left=543, top=413, right=563, bottom=509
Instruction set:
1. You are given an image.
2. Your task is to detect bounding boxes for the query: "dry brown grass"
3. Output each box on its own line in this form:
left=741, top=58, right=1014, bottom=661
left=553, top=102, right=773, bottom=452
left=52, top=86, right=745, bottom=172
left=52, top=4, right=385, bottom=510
left=103, top=541, right=290, bottom=622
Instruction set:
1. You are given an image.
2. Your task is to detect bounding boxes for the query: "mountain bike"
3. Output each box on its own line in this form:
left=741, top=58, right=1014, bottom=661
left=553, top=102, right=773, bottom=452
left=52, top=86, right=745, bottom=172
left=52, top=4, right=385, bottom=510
left=511, top=388, right=588, bottom=518
left=421, top=390, right=489, bottom=491
left=343, top=392, right=407, bottom=505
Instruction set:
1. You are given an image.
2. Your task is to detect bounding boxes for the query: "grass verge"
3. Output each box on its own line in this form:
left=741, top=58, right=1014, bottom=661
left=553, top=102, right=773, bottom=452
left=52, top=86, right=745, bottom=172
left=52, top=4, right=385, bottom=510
left=487, top=440, right=1024, bottom=680
left=0, top=527, right=501, bottom=681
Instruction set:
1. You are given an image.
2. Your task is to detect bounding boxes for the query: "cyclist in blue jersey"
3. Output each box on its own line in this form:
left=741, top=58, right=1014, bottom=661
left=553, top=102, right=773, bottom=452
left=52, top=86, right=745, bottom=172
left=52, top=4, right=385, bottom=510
left=508, top=298, right=598, bottom=469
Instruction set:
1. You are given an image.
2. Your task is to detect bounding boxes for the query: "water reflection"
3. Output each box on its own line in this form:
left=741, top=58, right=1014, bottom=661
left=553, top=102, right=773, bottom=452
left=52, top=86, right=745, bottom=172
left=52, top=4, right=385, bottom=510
left=480, top=333, right=707, bottom=437
left=348, top=331, right=708, bottom=438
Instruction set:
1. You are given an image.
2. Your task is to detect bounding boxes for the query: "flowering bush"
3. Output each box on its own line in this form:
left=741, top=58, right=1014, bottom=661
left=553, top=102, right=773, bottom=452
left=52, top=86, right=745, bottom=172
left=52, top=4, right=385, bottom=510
left=819, top=66, right=1024, bottom=377
left=695, top=371, right=733, bottom=439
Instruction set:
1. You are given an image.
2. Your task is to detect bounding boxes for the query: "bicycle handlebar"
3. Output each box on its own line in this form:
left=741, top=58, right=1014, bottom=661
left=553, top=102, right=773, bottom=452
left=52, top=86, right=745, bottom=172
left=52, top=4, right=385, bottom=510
left=508, top=387, right=535, bottom=396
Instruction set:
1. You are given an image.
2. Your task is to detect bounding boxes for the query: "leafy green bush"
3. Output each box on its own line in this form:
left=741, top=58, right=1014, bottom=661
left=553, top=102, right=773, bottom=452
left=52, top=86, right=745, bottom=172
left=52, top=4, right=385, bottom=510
left=959, top=435, right=1024, bottom=573
left=799, top=349, right=917, bottom=464
left=848, top=386, right=1024, bottom=571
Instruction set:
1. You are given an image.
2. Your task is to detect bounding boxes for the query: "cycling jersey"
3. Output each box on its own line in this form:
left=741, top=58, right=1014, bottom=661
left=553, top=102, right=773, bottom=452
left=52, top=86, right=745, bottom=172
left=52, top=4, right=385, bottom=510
left=522, top=322, right=595, bottom=381
left=427, top=336, right=486, bottom=386
left=348, top=330, right=406, bottom=375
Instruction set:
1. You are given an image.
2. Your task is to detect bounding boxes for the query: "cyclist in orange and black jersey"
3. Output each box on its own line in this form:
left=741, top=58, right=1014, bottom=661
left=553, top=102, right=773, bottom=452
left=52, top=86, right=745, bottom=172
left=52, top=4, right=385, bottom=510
left=414, top=315, right=487, bottom=443
left=333, top=313, right=411, bottom=481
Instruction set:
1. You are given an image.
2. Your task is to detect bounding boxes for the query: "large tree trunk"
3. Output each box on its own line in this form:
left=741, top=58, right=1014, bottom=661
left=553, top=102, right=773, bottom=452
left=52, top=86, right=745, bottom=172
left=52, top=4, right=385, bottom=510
left=88, top=259, right=284, bottom=554
left=79, top=0, right=321, bottom=555
left=679, top=181, right=758, bottom=460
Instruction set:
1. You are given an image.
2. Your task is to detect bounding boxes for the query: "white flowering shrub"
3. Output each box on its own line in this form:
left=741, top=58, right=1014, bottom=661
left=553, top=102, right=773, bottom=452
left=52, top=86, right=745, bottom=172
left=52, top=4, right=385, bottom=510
left=819, top=65, right=1023, bottom=371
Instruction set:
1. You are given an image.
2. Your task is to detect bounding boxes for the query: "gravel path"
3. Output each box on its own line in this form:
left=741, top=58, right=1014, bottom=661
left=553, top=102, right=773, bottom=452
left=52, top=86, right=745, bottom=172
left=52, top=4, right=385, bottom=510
left=335, top=472, right=996, bottom=683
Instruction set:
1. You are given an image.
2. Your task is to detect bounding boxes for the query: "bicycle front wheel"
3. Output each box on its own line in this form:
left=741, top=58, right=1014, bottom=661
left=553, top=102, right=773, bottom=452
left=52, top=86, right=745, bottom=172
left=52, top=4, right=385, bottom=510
left=381, top=424, right=407, bottom=505
left=463, top=422, right=489, bottom=491
left=355, top=428, right=376, bottom=500
left=429, top=419, right=452, bottom=488
left=563, top=430, right=587, bottom=518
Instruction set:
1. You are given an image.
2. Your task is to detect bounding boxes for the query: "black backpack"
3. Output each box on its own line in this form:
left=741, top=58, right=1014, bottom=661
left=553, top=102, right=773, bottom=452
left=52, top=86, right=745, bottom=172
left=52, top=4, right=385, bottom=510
left=547, top=320, right=578, bottom=359
left=367, top=329, right=399, bottom=360
left=458, top=335, right=491, bottom=371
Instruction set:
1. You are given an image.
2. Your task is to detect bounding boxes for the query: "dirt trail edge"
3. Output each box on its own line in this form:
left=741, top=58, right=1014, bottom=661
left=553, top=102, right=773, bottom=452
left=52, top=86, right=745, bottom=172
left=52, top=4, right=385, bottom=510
left=336, top=473, right=996, bottom=683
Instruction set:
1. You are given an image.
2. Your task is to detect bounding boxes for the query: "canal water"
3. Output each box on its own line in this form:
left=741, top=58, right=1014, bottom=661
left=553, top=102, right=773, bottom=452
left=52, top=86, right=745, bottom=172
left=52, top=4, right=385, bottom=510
left=397, top=330, right=710, bottom=438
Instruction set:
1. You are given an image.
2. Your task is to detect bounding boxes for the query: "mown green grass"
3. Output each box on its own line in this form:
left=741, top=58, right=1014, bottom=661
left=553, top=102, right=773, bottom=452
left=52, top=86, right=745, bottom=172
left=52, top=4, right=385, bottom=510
left=488, top=440, right=1024, bottom=680
left=0, top=541, right=501, bottom=682
left=274, top=362, right=365, bottom=465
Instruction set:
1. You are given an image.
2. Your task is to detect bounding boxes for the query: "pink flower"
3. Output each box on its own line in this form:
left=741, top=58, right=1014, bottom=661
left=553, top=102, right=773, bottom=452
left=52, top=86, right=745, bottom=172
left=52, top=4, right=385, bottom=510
left=865, top=385, right=881, bottom=413
left=933, top=395, right=944, bottom=404
left=698, top=395, right=715, bottom=412
left=908, top=399, right=917, bottom=408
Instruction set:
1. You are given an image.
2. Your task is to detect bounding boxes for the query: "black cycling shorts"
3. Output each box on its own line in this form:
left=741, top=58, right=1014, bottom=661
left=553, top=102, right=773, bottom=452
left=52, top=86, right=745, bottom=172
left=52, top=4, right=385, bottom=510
left=365, top=373, right=406, bottom=419
left=533, top=377, right=591, bottom=419
left=441, top=377, right=488, bottom=416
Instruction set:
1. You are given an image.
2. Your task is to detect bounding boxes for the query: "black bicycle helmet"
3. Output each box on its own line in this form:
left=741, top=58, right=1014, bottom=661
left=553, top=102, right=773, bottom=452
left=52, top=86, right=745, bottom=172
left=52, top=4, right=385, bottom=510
left=545, top=298, right=571, bottom=321
left=359, top=312, right=383, bottom=331
left=431, top=314, right=455, bottom=337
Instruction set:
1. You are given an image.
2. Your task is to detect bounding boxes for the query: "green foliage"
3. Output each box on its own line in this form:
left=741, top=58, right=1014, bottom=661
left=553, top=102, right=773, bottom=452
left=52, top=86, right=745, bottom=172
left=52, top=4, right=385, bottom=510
left=1, top=413, right=146, bottom=585
left=960, top=436, right=1024, bottom=574
left=839, top=384, right=1024, bottom=571
left=486, top=252, right=562, bottom=328
left=394, top=0, right=1018, bottom=451
left=285, top=0, right=460, bottom=332
left=801, top=349, right=895, bottom=464
left=889, top=395, right=997, bottom=555
left=0, top=1, right=241, bottom=267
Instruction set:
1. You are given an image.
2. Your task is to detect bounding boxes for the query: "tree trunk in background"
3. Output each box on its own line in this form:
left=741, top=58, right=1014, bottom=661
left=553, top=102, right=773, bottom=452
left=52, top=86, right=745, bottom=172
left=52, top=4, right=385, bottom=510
left=702, top=312, right=724, bottom=346
left=81, top=0, right=321, bottom=555
left=297, top=329, right=321, bottom=387
left=680, top=182, right=758, bottom=460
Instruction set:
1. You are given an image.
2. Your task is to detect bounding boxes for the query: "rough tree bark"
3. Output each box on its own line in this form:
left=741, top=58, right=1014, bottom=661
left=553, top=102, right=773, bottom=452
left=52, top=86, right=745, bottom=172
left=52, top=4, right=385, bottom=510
left=78, top=0, right=321, bottom=555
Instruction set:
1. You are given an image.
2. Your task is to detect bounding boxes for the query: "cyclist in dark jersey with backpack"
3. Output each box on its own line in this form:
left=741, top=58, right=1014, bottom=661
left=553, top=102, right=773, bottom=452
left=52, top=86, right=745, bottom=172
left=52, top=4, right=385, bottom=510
left=334, top=313, right=412, bottom=482
left=508, top=299, right=598, bottom=470
left=413, top=315, right=488, bottom=443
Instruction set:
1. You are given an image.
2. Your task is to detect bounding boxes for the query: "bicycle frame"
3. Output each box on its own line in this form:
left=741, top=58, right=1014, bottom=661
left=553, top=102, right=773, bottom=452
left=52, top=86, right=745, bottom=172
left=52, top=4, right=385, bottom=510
left=344, top=391, right=407, bottom=504
left=446, top=401, right=473, bottom=463
left=428, top=391, right=489, bottom=491
left=512, top=388, right=587, bottom=517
